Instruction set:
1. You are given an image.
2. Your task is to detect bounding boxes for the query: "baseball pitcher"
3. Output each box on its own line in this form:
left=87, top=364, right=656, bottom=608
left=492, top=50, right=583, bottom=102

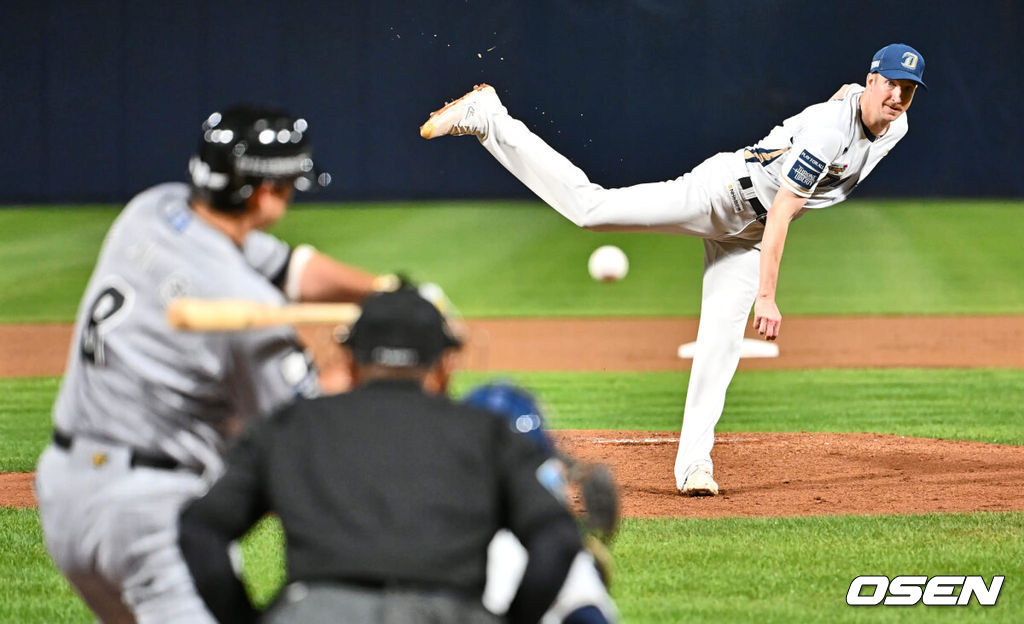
left=35, top=106, right=388, bottom=622
left=420, top=44, right=926, bottom=496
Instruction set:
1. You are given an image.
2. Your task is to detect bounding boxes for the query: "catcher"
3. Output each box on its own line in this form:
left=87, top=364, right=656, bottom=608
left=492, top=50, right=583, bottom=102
left=464, top=382, right=620, bottom=624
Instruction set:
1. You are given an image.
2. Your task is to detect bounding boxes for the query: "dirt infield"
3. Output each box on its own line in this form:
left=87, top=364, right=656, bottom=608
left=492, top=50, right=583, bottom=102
left=0, top=473, right=34, bottom=508
left=3, top=317, right=1024, bottom=516
left=4, top=315, right=1024, bottom=376
left=556, top=431, right=1024, bottom=518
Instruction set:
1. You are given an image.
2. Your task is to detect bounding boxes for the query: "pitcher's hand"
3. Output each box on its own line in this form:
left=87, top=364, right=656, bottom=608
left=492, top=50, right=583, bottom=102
left=753, top=298, right=782, bottom=341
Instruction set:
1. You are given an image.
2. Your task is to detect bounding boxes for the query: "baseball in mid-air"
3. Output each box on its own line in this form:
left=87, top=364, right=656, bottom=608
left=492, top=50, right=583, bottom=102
left=587, top=245, right=629, bottom=282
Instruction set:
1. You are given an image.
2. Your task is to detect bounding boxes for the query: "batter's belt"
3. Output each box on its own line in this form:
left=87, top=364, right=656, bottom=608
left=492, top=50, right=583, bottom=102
left=52, top=430, right=201, bottom=474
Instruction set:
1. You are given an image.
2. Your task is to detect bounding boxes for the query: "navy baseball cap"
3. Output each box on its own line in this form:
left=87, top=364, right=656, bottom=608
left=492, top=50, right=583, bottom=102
left=870, top=44, right=927, bottom=90
left=463, top=382, right=555, bottom=454
left=341, top=288, right=461, bottom=367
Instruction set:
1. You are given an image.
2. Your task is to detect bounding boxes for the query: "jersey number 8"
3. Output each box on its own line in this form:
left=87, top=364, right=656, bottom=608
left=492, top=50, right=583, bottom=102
left=81, top=281, right=133, bottom=366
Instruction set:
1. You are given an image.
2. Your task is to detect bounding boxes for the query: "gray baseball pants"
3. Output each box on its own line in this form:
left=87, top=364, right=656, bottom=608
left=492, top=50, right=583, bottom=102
left=263, top=582, right=501, bottom=624
left=35, top=439, right=216, bottom=624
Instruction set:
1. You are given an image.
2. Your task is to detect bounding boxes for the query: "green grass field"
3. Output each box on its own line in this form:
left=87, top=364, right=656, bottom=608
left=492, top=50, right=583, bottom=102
left=1, top=200, right=1023, bottom=321
left=1, top=200, right=1022, bottom=621
left=4, top=369, right=1024, bottom=472
left=5, top=505, right=1021, bottom=623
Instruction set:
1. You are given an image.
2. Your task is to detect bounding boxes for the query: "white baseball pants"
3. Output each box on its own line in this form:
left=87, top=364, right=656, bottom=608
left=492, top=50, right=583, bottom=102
left=483, top=529, right=618, bottom=622
left=35, top=441, right=217, bottom=624
left=476, top=108, right=761, bottom=489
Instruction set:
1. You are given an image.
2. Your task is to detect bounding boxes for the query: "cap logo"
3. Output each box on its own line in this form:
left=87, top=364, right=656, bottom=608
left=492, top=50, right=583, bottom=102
left=235, top=154, right=313, bottom=177
left=901, top=52, right=919, bottom=70
left=871, top=60, right=881, bottom=69
left=370, top=346, right=419, bottom=367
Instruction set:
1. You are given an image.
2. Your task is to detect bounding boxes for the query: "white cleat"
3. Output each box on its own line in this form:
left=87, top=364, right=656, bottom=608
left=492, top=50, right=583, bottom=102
left=419, top=84, right=500, bottom=139
left=680, top=466, right=719, bottom=497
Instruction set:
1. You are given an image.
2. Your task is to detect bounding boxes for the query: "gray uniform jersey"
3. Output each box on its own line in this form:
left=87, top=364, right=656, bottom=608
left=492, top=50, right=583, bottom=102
left=742, top=83, right=908, bottom=216
left=53, top=182, right=318, bottom=474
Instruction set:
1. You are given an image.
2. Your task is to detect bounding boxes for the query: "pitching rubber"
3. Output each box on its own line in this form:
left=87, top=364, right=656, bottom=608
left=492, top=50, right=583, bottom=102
left=677, top=338, right=779, bottom=359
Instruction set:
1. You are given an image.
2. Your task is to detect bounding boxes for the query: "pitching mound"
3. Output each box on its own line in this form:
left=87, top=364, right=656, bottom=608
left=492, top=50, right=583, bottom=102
left=553, top=431, right=1024, bottom=518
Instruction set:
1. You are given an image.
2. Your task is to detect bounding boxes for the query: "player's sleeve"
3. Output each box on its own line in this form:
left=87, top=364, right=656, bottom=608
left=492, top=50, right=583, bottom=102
left=777, top=112, right=846, bottom=197
left=227, top=325, right=320, bottom=419
left=242, top=230, right=292, bottom=289
left=496, top=424, right=582, bottom=624
left=243, top=231, right=320, bottom=301
left=179, top=422, right=271, bottom=623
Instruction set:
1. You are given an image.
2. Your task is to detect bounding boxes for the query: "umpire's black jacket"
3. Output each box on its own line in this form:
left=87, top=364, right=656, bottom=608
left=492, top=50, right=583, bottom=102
left=179, top=379, right=581, bottom=623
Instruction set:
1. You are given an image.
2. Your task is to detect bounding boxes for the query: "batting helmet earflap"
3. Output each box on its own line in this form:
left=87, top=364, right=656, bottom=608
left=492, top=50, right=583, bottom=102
left=462, top=382, right=555, bottom=454
left=188, top=105, right=332, bottom=213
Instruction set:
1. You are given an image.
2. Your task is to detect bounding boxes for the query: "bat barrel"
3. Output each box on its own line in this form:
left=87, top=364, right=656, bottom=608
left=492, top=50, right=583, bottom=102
left=168, top=298, right=361, bottom=331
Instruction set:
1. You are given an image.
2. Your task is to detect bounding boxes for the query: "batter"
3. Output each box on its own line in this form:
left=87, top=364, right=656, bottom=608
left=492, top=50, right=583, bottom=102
left=35, top=105, right=386, bottom=622
left=421, top=44, right=926, bottom=496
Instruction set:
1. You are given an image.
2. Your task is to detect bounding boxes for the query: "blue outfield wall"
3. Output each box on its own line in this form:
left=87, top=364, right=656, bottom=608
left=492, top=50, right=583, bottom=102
left=1, top=0, right=1021, bottom=204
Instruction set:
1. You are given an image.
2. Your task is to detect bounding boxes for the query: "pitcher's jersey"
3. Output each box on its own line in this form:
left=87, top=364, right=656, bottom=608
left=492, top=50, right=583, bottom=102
left=741, top=84, right=908, bottom=215
left=53, top=182, right=319, bottom=473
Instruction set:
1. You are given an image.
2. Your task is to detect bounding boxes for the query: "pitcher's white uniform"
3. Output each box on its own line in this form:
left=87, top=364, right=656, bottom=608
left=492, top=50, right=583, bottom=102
left=462, top=84, right=906, bottom=488
left=35, top=182, right=319, bottom=622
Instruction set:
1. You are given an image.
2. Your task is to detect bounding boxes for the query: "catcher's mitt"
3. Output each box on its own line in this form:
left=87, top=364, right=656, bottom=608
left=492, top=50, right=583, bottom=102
left=573, top=462, right=620, bottom=542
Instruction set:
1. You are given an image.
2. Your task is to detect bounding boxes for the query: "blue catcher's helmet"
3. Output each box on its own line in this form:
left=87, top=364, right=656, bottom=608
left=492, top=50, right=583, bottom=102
left=463, top=383, right=555, bottom=455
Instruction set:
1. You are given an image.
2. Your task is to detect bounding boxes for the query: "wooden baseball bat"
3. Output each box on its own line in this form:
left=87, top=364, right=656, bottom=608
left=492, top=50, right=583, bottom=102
left=167, top=298, right=361, bottom=331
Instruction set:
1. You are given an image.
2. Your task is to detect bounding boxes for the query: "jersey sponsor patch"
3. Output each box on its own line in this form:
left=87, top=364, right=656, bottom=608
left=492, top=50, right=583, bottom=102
left=797, top=149, right=826, bottom=173
left=786, top=149, right=827, bottom=190
left=726, top=184, right=744, bottom=213
left=787, top=163, right=818, bottom=189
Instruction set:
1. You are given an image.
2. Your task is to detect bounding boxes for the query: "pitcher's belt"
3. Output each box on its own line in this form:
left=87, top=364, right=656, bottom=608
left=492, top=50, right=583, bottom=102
left=738, top=176, right=767, bottom=223
left=52, top=429, right=200, bottom=473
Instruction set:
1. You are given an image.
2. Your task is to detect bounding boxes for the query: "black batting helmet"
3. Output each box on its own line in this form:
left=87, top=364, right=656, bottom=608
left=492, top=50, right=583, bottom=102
left=188, top=105, right=331, bottom=212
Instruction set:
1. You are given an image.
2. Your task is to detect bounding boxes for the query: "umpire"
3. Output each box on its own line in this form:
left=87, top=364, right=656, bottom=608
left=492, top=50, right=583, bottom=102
left=179, top=287, right=582, bottom=624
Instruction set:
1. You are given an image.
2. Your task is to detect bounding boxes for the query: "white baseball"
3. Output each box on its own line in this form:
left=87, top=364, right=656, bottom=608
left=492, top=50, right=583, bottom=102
left=587, top=245, right=629, bottom=282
